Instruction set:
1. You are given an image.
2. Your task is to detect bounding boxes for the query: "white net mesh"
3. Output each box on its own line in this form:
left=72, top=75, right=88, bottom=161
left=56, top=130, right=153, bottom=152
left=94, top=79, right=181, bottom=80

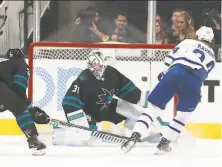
left=30, top=43, right=174, bottom=138
left=33, top=47, right=171, bottom=61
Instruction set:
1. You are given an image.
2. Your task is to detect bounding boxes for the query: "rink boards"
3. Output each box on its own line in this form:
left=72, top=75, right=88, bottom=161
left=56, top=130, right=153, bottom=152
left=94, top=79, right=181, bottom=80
left=0, top=59, right=221, bottom=139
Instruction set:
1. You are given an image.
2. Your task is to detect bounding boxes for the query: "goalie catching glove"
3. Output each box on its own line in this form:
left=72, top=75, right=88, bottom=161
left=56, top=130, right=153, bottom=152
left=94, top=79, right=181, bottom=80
left=28, top=106, right=50, bottom=124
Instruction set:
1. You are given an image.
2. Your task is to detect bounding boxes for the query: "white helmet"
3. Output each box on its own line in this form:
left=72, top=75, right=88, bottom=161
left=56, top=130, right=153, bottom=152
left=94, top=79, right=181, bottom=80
left=196, top=26, right=214, bottom=43
left=87, top=50, right=107, bottom=80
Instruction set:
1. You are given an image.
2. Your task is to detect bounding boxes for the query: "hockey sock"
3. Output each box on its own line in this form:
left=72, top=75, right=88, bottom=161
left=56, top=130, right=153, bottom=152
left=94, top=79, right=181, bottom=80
left=166, top=111, right=192, bottom=142
left=16, top=110, right=38, bottom=138
left=133, top=104, right=162, bottom=137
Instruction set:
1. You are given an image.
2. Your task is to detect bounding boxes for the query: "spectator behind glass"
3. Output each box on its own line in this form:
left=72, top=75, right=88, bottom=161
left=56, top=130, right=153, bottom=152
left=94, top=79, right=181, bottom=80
left=105, top=13, right=135, bottom=43
left=169, top=11, right=196, bottom=44
left=156, top=20, right=168, bottom=44
left=202, top=8, right=221, bottom=45
left=72, top=8, right=106, bottom=42
left=202, top=8, right=221, bottom=61
left=165, top=9, right=183, bottom=43
left=170, top=9, right=184, bottom=32
left=156, top=13, right=168, bottom=32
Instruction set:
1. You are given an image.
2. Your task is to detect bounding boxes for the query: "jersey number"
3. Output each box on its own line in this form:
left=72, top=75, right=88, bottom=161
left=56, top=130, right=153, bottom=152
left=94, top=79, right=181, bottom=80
left=193, top=49, right=205, bottom=62
left=193, top=49, right=215, bottom=72
left=173, top=47, right=215, bottom=73
left=72, top=85, right=80, bottom=94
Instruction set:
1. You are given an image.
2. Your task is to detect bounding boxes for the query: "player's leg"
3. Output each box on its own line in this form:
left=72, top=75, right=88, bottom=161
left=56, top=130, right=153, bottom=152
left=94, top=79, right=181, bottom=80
left=0, top=81, right=46, bottom=155
left=121, top=66, right=179, bottom=152
left=115, top=99, right=162, bottom=142
left=156, top=73, right=202, bottom=154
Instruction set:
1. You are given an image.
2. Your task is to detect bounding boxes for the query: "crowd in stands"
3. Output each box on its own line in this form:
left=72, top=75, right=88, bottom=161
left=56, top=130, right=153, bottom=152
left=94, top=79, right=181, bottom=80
left=73, top=7, right=221, bottom=45
left=72, top=7, right=221, bottom=60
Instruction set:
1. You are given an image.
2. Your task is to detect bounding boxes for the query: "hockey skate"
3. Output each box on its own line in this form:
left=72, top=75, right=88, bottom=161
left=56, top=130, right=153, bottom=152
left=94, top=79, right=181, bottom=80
left=27, top=135, right=46, bottom=156
left=155, top=137, right=172, bottom=155
left=121, top=132, right=141, bottom=153
left=141, top=132, right=162, bottom=143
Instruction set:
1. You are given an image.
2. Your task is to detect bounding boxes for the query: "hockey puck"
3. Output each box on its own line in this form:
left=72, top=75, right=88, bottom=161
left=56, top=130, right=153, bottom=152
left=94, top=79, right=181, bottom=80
left=142, top=76, right=147, bottom=81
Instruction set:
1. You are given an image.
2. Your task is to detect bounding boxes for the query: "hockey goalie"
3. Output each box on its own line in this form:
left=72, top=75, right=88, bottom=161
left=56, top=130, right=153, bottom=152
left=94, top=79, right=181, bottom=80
left=52, top=50, right=163, bottom=146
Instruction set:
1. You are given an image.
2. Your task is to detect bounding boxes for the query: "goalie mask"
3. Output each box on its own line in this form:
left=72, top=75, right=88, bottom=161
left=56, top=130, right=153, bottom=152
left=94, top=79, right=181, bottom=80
left=87, top=50, right=107, bottom=80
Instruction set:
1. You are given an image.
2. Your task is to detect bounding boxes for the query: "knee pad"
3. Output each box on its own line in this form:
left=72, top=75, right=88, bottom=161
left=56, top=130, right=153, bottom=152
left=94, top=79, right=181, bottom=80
left=116, top=98, right=145, bottom=120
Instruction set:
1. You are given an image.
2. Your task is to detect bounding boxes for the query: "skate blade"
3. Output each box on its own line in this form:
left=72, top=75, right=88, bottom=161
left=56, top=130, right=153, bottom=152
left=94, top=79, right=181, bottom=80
left=31, top=148, right=46, bottom=156
left=154, top=147, right=171, bottom=155
left=154, top=148, right=167, bottom=155
left=141, top=133, right=162, bottom=143
left=121, top=141, right=136, bottom=153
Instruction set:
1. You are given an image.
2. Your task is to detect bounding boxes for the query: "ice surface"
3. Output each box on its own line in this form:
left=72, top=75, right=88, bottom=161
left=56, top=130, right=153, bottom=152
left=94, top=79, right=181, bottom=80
left=0, top=135, right=221, bottom=167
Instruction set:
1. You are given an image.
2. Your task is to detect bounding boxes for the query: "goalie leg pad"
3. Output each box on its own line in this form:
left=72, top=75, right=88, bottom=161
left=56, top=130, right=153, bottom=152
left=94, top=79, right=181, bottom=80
left=116, top=99, right=146, bottom=120
left=53, top=110, right=93, bottom=146
left=66, top=110, right=89, bottom=128
left=124, top=118, right=137, bottom=130
left=52, top=125, right=91, bottom=146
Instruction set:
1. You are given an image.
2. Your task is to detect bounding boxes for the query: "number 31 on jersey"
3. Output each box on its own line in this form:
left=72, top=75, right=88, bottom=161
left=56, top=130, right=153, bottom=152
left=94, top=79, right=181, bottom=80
left=72, top=85, right=80, bottom=93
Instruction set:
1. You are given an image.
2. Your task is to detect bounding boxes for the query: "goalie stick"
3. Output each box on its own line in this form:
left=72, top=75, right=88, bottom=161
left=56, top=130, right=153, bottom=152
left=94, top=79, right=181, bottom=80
left=50, top=118, right=132, bottom=144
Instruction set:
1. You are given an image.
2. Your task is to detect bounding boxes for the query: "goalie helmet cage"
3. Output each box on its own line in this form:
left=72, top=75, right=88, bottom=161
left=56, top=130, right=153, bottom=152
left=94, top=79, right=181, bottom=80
left=28, top=42, right=178, bottom=120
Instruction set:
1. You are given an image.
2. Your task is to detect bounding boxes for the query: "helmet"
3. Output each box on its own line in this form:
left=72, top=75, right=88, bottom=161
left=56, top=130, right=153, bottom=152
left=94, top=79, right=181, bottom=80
left=87, top=50, right=107, bottom=80
left=6, top=48, right=25, bottom=59
left=196, top=26, right=214, bottom=43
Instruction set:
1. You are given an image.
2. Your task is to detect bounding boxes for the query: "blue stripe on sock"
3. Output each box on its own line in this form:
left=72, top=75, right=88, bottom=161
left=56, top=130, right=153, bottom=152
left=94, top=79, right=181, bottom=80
left=20, top=121, right=34, bottom=129
left=173, top=118, right=185, bottom=126
left=119, top=81, right=132, bottom=93
left=168, top=125, right=181, bottom=134
left=89, top=125, right=98, bottom=130
left=136, top=120, right=149, bottom=129
left=141, top=113, right=153, bottom=122
left=64, top=96, right=84, bottom=106
left=17, top=113, right=31, bottom=121
left=120, top=86, right=136, bottom=98
left=12, top=81, right=27, bottom=89
left=53, top=125, right=61, bottom=129
left=62, top=101, right=82, bottom=109
left=13, top=75, right=28, bottom=81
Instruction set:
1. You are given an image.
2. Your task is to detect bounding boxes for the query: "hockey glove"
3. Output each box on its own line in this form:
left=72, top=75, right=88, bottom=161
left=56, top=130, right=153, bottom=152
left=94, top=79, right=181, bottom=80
left=158, top=72, right=165, bottom=81
left=6, top=48, right=25, bottom=59
left=28, top=107, right=50, bottom=124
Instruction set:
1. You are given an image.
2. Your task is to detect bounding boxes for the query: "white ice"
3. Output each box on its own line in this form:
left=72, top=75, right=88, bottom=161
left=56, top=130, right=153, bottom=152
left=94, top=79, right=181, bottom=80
left=0, top=135, right=221, bottom=167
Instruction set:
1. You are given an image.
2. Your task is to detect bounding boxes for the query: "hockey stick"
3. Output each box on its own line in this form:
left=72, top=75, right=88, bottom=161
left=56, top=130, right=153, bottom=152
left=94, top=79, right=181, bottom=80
left=50, top=118, right=132, bottom=145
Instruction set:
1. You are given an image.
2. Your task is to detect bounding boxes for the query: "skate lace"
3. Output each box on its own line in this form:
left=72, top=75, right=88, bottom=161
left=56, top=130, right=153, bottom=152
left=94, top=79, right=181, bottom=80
left=130, top=132, right=141, bottom=141
left=161, top=137, right=170, bottom=143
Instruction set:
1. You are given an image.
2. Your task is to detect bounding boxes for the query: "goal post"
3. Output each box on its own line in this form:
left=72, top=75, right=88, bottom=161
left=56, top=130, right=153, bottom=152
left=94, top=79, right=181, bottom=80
left=28, top=42, right=177, bottom=134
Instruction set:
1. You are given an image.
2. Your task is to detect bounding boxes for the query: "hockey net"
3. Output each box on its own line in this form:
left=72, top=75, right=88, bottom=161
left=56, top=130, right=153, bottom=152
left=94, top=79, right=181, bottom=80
left=28, top=42, right=177, bottom=136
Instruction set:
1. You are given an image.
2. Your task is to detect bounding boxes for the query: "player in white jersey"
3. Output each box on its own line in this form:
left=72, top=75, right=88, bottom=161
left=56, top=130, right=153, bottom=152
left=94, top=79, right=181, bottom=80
left=121, top=26, right=216, bottom=154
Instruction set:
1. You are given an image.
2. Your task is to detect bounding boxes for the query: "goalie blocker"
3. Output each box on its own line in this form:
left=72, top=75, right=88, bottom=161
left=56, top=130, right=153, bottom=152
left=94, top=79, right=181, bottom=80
left=52, top=50, right=162, bottom=146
